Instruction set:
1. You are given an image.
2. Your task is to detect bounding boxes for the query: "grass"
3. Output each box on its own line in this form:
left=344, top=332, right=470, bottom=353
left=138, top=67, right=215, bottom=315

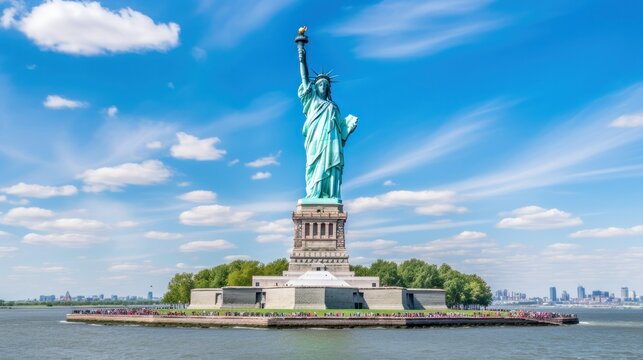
left=158, top=308, right=507, bottom=316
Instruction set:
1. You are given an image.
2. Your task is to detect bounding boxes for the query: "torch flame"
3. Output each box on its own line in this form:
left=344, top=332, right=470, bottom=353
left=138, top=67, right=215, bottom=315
left=298, top=26, right=307, bottom=35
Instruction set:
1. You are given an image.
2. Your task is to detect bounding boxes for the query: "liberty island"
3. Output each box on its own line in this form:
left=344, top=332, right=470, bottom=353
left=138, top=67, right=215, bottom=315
left=65, top=27, right=577, bottom=327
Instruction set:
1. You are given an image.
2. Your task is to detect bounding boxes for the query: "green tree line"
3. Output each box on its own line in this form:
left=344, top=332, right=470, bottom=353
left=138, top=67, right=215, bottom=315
left=162, top=259, right=289, bottom=304
left=162, top=258, right=492, bottom=308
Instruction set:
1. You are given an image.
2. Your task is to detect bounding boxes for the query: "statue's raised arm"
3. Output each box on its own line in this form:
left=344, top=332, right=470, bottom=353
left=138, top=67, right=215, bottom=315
left=295, top=26, right=309, bottom=87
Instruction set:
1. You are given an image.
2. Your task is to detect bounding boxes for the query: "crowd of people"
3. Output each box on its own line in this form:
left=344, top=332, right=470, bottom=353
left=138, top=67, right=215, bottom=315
left=72, top=308, right=576, bottom=320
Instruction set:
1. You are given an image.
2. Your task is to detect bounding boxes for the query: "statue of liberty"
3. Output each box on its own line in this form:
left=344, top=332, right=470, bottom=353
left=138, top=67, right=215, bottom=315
left=295, top=27, right=358, bottom=203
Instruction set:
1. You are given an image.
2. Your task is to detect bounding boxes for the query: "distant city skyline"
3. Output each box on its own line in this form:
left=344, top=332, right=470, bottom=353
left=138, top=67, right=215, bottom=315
left=2, top=1, right=643, bottom=299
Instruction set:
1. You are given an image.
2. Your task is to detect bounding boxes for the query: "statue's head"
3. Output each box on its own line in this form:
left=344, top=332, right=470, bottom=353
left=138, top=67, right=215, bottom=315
left=315, top=78, right=330, bottom=100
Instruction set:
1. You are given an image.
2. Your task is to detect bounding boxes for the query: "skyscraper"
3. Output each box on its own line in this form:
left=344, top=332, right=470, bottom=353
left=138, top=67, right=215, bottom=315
left=577, top=285, right=585, bottom=299
left=549, top=287, right=557, bottom=303
left=621, top=287, right=629, bottom=300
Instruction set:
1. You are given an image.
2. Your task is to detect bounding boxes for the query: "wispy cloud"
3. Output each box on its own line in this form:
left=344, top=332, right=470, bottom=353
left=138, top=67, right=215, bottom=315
left=345, top=102, right=501, bottom=190
left=570, top=224, right=643, bottom=238
left=204, top=94, right=291, bottom=135
left=198, top=0, right=295, bottom=48
left=330, top=0, right=505, bottom=59
left=452, top=83, right=643, bottom=197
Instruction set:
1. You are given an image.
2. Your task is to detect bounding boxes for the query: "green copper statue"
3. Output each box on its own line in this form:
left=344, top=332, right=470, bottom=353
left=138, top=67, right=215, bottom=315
left=295, top=26, right=358, bottom=203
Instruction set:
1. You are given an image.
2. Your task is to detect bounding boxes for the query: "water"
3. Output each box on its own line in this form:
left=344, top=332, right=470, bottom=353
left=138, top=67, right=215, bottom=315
left=1, top=307, right=642, bottom=359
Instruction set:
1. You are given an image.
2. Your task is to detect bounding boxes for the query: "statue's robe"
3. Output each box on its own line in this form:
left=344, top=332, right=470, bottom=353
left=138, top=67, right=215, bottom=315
left=298, top=82, right=354, bottom=200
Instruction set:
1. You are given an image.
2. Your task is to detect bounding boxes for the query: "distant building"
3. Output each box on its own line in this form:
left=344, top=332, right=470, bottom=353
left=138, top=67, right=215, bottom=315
left=560, top=290, right=570, bottom=302
left=63, top=291, right=72, bottom=302
left=39, top=295, right=56, bottom=302
left=111, top=295, right=118, bottom=301
left=148, top=291, right=153, bottom=300
left=577, top=285, right=585, bottom=299
left=621, top=287, right=629, bottom=300
left=549, top=287, right=557, bottom=303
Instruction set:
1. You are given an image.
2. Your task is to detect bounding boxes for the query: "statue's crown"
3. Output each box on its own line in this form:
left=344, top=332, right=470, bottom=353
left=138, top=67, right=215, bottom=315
left=311, top=68, right=338, bottom=83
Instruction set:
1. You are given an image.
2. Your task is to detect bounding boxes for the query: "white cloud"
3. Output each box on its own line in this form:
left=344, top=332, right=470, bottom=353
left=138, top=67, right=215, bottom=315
left=246, top=152, right=280, bottom=168
left=1, top=6, right=18, bottom=29
left=33, top=218, right=106, bottom=232
left=170, top=132, right=226, bottom=161
left=2, top=182, right=77, bottom=198
left=13, top=265, right=66, bottom=273
left=414, top=204, right=467, bottom=216
left=175, top=262, right=186, bottom=269
left=497, top=206, right=582, bottom=230
left=191, top=46, right=207, bottom=61
left=349, top=239, right=398, bottom=250
left=2, top=207, right=55, bottom=227
left=0, top=246, right=18, bottom=257
left=43, top=95, right=87, bottom=109
left=331, top=0, right=503, bottom=59
left=106, top=106, right=118, bottom=117
left=255, top=219, right=291, bottom=234
left=179, top=205, right=252, bottom=226
left=22, top=233, right=103, bottom=248
left=0, top=230, right=11, bottom=237
left=347, top=190, right=463, bottom=214
left=351, top=219, right=486, bottom=238
left=609, top=112, right=643, bottom=128
left=544, top=243, right=580, bottom=252
left=251, top=171, right=271, bottom=180
left=144, top=231, right=183, bottom=240
left=0, top=195, right=6, bottom=202
left=256, top=234, right=289, bottom=243
left=108, top=263, right=145, bottom=272
left=10, top=0, right=179, bottom=55
left=146, top=141, right=162, bottom=149
left=383, top=180, right=396, bottom=186
left=383, top=231, right=492, bottom=256
left=78, top=160, right=171, bottom=192
left=224, top=255, right=251, bottom=261
left=177, top=190, right=216, bottom=203
left=570, top=225, right=643, bottom=238
left=228, top=159, right=240, bottom=166
left=177, top=181, right=191, bottom=187
left=115, top=220, right=138, bottom=228
left=179, top=240, right=235, bottom=252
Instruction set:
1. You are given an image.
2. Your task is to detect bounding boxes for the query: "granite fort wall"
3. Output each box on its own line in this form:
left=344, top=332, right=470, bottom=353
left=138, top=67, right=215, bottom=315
left=264, top=288, right=296, bottom=309
left=407, top=289, right=447, bottom=309
left=189, top=289, right=222, bottom=309
left=361, top=288, right=405, bottom=310
left=293, top=287, right=326, bottom=309
left=325, top=288, right=358, bottom=309
left=222, top=288, right=262, bottom=309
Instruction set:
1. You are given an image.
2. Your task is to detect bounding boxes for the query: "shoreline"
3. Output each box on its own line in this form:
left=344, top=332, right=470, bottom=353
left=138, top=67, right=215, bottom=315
left=65, top=313, right=579, bottom=328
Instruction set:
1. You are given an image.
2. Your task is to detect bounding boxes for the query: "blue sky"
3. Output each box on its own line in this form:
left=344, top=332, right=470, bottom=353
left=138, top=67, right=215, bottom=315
left=1, top=0, right=643, bottom=300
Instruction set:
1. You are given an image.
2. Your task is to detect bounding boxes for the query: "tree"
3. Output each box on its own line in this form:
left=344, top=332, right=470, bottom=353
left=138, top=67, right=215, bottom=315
left=210, top=264, right=232, bottom=288
left=162, top=272, right=194, bottom=304
left=350, top=265, right=372, bottom=277
left=227, top=261, right=263, bottom=286
left=193, top=268, right=212, bottom=289
left=263, top=258, right=289, bottom=275
left=369, top=260, right=400, bottom=286
left=398, top=259, right=441, bottom=288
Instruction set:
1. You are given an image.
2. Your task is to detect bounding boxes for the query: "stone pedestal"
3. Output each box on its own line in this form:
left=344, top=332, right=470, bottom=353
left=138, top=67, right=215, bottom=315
left=287, top=203, right=350, bottom=274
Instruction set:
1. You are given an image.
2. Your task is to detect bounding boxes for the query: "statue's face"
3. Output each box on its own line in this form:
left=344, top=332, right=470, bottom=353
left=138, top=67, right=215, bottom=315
left=316, top=79, right=329, bottom=99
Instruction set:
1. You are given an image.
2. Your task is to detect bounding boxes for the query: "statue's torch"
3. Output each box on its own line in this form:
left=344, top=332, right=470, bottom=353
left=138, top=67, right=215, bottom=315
left=295, top=26, right=309, bottom=49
